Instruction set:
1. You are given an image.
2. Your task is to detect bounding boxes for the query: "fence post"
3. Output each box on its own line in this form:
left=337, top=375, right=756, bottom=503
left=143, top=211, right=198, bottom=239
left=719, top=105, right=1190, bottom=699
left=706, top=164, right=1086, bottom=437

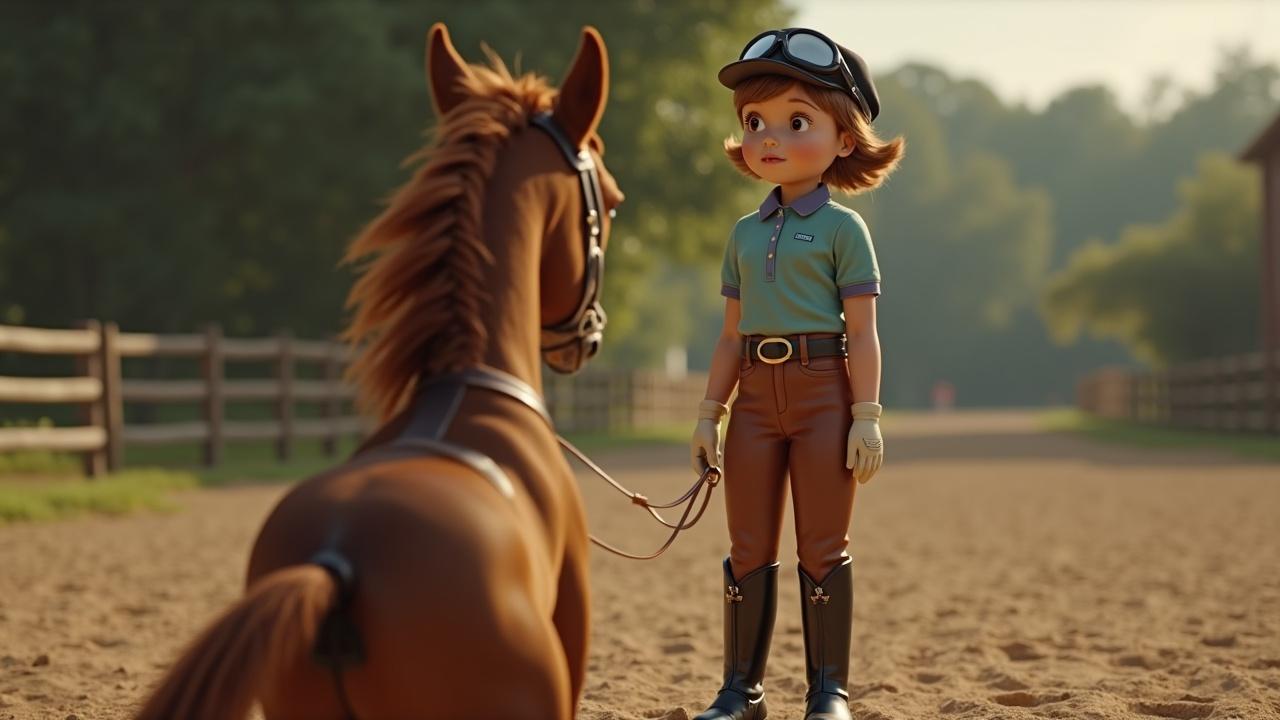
left=75, top=319, right=106, bottom=478
left=1229, top=355, right=1246, bottom=431
left=100, top=321, right=123, bottom=471
left=1264, top=348, right=1274, bottom=430
left=322, top=341, right=340, bottom=457
left=1212, top=356, right=1227, bottom=431
left=203, top=324, right=224, bottom=467
left=1162, top=366, right=1173, bottom=427
left=276, top=329, right=294, bottom=461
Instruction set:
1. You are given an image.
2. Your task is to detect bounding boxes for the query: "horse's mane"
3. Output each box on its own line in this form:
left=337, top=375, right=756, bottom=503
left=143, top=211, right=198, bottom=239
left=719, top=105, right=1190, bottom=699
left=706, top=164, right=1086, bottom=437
left=340, top=53, right=556, bottom=421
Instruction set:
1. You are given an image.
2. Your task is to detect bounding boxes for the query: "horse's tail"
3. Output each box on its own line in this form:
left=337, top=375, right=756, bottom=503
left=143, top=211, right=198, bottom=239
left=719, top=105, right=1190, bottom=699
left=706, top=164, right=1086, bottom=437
left=135, top=561, right=342, bottom=720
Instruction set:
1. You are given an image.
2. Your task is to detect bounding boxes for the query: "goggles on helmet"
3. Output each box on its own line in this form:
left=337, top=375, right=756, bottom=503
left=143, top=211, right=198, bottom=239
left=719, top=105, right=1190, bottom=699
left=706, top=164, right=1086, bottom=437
left=738, top=28, right=872, bottom=120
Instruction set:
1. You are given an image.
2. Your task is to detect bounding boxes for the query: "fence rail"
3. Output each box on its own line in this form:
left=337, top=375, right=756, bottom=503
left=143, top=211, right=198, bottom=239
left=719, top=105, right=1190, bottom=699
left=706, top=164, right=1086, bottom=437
left=1077, top=350, right=1280, bottom=434
left=2, top=321, right=711, bottom=477
left=0, top=321, right=364, bottom=476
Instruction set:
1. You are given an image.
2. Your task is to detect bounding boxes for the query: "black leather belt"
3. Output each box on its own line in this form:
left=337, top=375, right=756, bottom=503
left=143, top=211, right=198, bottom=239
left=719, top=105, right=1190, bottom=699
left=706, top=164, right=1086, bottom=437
left=743, top=334, right=847, bottom=365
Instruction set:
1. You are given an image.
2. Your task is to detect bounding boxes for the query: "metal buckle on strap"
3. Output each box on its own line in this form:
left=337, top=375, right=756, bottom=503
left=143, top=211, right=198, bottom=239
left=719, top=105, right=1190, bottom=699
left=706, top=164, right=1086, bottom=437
left=756, top=337, right=793, bottom=365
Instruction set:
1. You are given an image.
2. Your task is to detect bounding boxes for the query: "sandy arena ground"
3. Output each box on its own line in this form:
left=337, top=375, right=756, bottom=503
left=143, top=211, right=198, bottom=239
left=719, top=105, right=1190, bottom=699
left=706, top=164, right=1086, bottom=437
left=1, top=409, right=1278, bottom=719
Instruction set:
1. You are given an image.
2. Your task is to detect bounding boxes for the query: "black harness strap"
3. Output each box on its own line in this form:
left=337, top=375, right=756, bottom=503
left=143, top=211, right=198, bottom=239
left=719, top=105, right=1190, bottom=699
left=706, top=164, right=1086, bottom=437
left=378, top=365, right=554, bottom=499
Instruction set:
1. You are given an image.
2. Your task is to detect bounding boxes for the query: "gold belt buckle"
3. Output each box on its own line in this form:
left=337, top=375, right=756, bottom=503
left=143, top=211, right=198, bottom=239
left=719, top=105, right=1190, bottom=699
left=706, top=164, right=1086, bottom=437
left=756, top=337, right=793, bottom=365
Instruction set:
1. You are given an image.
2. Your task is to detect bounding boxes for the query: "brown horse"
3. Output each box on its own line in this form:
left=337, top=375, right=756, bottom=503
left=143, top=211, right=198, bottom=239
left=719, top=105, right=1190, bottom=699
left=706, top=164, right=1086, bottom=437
left=136, top=23, right=623, bottom=720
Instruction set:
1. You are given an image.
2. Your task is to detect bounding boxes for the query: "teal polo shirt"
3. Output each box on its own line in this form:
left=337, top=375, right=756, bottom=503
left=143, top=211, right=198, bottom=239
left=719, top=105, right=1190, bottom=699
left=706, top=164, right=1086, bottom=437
left=721, top=184, right=881, bottom=336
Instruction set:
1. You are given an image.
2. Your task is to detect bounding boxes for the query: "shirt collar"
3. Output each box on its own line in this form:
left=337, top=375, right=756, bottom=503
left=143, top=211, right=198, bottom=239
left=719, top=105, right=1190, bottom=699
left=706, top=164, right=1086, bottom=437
left=757, top=183, right=831, bottom=221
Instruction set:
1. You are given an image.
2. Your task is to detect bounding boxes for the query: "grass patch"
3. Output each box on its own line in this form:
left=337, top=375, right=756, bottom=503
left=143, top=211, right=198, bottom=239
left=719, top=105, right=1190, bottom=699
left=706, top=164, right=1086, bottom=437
left=122, top=437, right=365, bottom=487
left=0, top=419, right=84, bottom=475
left=0, top=423, right=704, bottom=524
left=0, top=468, right=198, bottom=524
left=1039, top=408, right=1280, bottom=462
left=0, top=447, right=83, bottom=475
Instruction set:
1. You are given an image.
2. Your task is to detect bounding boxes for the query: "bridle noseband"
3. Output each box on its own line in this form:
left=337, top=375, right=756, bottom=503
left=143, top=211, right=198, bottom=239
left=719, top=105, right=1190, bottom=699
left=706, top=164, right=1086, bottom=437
left=529, top=112, right=608, bottom=372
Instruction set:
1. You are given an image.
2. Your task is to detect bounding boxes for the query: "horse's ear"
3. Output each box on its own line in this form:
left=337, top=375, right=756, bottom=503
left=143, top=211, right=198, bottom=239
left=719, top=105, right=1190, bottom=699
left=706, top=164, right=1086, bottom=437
left=426, top=23, right=470, bottom=118
left=552, top=26, right=609, bottom=149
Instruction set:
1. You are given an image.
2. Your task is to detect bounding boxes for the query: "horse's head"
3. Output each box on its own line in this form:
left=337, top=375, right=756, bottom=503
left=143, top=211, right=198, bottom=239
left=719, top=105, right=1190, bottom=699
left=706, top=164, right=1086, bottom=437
left=429, top=25, right=624, bottom=375
left=342, top=25, right=624, bottom=420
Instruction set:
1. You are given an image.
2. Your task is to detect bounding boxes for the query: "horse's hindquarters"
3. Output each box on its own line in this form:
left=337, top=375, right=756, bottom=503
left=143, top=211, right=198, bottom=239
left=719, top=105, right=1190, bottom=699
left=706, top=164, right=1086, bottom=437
left=250, top=455, right=573, bottom=719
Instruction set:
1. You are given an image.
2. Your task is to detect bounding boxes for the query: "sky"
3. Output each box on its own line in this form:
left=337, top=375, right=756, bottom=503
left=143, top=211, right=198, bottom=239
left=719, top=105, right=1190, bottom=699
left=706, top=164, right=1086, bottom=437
left=793, top=0, right=1280, bottom=115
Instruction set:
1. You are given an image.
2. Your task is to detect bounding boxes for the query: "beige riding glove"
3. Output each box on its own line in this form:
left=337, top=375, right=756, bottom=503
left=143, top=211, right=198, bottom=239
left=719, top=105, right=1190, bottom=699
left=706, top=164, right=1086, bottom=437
left=690, top=399, right=728, bottom=474
left=846, top=401, right=884, bottom=484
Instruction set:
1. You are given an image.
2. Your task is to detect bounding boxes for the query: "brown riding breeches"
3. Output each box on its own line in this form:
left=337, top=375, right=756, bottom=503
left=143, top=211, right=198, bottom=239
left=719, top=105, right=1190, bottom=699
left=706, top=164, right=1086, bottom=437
left=724, top=351, right=857, bottom=583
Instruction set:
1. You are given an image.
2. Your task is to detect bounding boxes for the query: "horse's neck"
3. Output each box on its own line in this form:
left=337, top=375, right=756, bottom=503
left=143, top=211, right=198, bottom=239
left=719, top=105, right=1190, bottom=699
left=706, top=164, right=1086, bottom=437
left=355, top=166, right=551, bottom=458
left=476, top=205, right=544, bottom=398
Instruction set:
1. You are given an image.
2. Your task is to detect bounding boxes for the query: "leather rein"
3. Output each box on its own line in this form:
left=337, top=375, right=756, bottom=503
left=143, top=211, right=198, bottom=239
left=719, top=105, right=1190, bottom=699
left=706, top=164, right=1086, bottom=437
left=389, top=366, right=720, bottom=561
left=561, top=439, right=722, bottom=561
left=523, top=110, right=721, bottom=558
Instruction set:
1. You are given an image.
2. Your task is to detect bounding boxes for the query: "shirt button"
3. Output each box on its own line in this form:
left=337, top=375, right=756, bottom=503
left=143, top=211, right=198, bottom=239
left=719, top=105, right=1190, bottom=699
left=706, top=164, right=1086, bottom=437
left=767, top=253, right=774, bottom=258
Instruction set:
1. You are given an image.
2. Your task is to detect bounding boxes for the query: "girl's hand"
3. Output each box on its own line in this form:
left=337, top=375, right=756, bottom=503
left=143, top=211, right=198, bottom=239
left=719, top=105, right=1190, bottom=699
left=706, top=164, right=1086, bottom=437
left=846, top=401, right=884, bottom=483
left=691, top=399, right=729, bottom=474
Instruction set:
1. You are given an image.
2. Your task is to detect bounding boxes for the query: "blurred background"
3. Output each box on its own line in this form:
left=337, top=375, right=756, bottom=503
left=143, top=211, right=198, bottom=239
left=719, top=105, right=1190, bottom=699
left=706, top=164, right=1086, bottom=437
left=2, top=0, right=1279, bottom=472
left=1, top=0, right=1276, bottom=409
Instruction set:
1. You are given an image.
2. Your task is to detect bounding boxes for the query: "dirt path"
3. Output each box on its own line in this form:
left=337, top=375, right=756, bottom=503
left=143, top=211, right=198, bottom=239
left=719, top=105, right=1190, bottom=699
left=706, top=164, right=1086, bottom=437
left=2, top=410, right=1278, bottom=719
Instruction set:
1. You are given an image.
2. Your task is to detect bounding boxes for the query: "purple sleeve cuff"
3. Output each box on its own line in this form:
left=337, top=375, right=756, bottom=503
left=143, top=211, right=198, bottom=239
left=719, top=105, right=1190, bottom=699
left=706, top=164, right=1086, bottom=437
left=721, top=284, right=741, bottom=299
left=839, top=281, right=880, bottom=298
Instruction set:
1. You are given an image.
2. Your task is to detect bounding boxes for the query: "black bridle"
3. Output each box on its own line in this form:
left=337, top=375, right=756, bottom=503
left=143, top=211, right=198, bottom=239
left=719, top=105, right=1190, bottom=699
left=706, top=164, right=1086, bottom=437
left=529, top=111, right=608, bottom=373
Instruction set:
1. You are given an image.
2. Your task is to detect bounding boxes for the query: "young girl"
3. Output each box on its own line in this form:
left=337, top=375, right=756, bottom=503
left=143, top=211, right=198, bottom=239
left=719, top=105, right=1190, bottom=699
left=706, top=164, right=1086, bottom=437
left=689, top=28, right=904, bottom=720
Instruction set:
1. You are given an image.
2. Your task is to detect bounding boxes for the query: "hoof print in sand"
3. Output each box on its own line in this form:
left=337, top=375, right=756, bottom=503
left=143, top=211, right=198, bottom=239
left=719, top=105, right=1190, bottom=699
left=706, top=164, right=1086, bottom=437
left=1114, top=653, right=1165, bottom=670
left=1131, top=700, right=1215, bottom=718
left=998, top=641, right=1046, bottom=661
left=987, top=674, right=1030, bottom=691
left=850, top=705, right=900, bottom=720
left=643, top=709, right=689, bottom=720
left=850, top=681, right=900, bottom=699
left=990, top=690, right=1070, bottom=707
left=773, top=675, right=806, bottom=694
left=937, top=698, right=984, bottom=714
left=1200, top=633, right=1236, bottom=648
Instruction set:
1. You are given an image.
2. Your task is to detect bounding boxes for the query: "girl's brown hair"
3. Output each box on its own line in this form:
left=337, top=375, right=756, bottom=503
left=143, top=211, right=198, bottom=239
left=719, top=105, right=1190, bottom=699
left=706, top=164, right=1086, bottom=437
left=724, top=75, right=904, bottom=194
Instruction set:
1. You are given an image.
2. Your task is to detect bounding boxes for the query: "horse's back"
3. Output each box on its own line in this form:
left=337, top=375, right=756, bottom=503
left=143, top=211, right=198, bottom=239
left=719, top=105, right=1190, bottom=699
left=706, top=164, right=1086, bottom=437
left=250, top=454, right=573, bottom=719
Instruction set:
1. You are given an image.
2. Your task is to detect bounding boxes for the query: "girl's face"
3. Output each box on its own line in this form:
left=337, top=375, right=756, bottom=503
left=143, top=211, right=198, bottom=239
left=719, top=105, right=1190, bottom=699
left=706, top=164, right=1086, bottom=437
left=740, top=84, right=854, bottom=187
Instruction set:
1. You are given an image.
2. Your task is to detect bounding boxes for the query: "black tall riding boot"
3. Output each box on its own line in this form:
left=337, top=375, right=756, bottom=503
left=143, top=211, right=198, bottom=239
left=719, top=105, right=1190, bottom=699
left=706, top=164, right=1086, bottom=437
left=799, top=557, right=853, bottom=720
left=693, top=557, right=780, bottom=720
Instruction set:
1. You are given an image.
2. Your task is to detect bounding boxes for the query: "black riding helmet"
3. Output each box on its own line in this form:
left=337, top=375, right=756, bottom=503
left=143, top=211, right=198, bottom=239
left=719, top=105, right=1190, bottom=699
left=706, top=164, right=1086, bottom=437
left=718, top=28, right=881, bottom=122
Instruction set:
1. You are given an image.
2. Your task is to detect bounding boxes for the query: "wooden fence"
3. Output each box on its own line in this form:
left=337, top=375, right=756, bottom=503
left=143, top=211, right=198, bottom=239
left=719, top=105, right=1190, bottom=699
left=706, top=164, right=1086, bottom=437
left=1, top=321, right=711, bottom=477
left=542, top=368, right=709, bottom=433
left=1077, top=350, right=1280, bottom=434
left=0, top=321, right=362, bottom=476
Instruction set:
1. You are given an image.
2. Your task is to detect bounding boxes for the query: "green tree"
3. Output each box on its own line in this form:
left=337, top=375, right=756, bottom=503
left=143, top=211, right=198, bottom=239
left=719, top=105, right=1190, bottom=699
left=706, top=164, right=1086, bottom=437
left=836, top=70, right=1053, bottom=406
left=0, top=1, right=422, bottom=336
left=1043, top=154, right=1260, bottom=366
left=848, top=53, right=1276, bottom=406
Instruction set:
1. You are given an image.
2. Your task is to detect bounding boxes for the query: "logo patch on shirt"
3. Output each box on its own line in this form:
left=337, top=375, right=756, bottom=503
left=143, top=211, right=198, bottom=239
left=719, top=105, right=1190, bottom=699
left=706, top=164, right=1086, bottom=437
left=793, top=232, right=814, bottom=242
